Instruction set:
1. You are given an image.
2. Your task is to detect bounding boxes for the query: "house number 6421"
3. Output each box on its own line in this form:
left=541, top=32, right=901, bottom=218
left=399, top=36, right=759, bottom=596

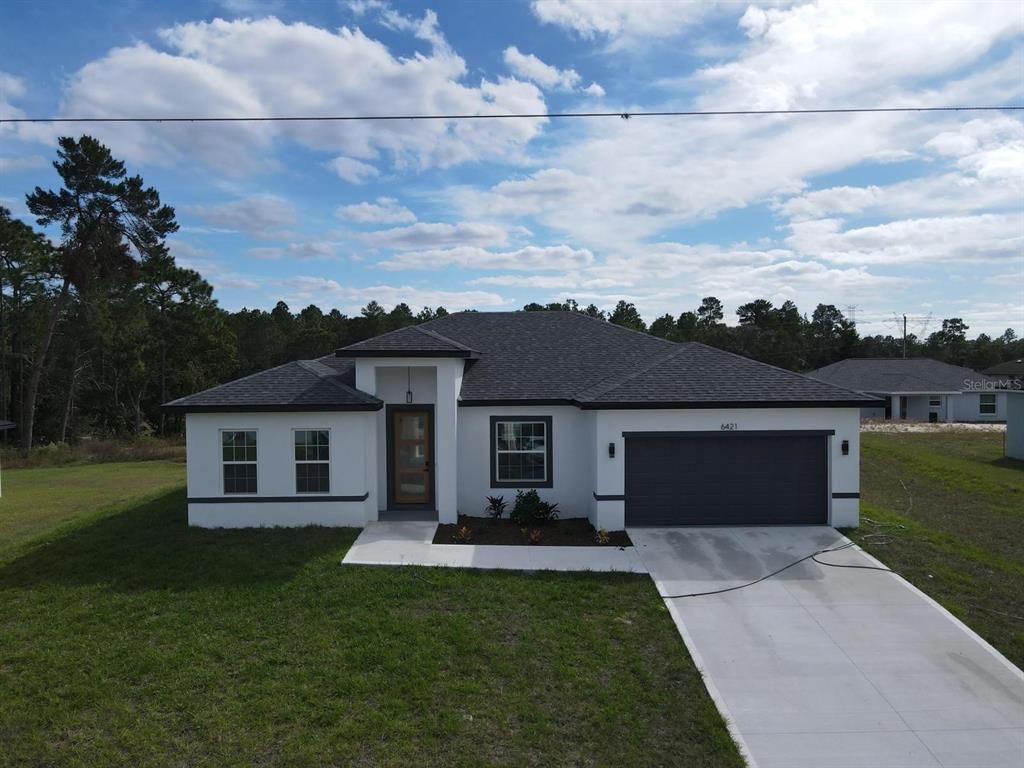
left=720, top=422, right=738, bottom=431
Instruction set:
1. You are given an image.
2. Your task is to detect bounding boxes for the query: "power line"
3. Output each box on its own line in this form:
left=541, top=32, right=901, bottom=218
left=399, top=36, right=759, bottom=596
left=1, top=105, right=1022, bottom=124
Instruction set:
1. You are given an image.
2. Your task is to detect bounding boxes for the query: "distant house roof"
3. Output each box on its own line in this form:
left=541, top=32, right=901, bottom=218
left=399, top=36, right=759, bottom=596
left=809, top=358, right=996, bottom=394
left=163, top=358, right=382, bottom=412
left=166, top=311, right=878, bottom=412
left=984, top=359, right=1024, bottom=377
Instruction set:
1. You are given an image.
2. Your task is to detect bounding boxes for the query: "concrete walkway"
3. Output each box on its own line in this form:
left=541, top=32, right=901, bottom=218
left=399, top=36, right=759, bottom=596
left=342, top=521, right=648, bottom=573
left=630, top=527, right=1024, bottom=768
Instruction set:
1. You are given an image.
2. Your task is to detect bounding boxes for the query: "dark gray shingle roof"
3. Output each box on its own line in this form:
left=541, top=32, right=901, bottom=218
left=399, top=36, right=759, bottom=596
left=809, top=358, right=995, bottom=394
left=406, top=312, right=875, bottom=407
left=340, top=324, right=479, bottom=357
left=163, top=358, right=381, bottom=412
left=984, top=359, right=1024, bottom=377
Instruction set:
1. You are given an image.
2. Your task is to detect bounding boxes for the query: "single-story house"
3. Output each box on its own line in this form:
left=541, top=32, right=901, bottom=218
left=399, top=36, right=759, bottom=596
left=984, top=358, right=1024, bottom=383
left=164, top=311, right=877, bottom=530
left=809, top=358, right=1009, bottom=422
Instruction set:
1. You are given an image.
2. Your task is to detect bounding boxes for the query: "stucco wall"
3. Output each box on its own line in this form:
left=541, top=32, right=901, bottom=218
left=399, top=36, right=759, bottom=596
left=591, top=407, right=862, bottom=530
left=456, top=406, right=594, bottom=519
left=185, top=410, right=376, bottom=528
left=950, top=391, right=1007, bottom=422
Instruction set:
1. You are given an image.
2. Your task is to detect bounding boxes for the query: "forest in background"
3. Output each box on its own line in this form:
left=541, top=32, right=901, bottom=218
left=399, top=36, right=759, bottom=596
left=2, top=136, right=1020, bottom=451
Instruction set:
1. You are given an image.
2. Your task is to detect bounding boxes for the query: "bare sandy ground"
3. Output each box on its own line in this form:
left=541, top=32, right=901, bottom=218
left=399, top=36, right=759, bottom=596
left=861, top=420, right=1006, bottom=433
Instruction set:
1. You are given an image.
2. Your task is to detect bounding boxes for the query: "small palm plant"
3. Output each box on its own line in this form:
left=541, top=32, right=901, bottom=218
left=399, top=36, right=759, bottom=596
left=484, top=495, right=507, bottom=521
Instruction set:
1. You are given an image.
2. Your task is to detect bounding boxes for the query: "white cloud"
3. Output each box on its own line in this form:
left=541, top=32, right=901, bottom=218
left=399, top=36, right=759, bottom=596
left=327, top=156, right=380, bottom=183
left=279, top=276, right=505, bottom=312
left=190, top=194, right=297, bottom=238
left=337, top=197, right=416, bottom=224
left=18, top=16, right=547, bottom=172
left=361, top=221, right=510, bottom=250
left=786, top=213, right=1024, bottom=265
left=0, top=154, right=47, bottom=173
left=376, top=244, right=594, bottom=271
left=531, top=0, right=706, bottom=44
left=503, top=46, right=580, bottom=91
left=248, top=241, right=338, bottom=260
left=583, top=82, right=605, bottom=97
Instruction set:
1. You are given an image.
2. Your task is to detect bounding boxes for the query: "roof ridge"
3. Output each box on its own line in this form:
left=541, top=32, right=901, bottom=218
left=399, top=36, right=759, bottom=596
left=411, top=325, right=478, bottom=352
left=574, top=344, right=691, bottom=402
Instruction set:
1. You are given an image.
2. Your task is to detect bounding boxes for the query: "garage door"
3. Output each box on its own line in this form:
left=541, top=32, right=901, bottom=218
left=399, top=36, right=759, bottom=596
left=625, top=432, right=829, bottom=526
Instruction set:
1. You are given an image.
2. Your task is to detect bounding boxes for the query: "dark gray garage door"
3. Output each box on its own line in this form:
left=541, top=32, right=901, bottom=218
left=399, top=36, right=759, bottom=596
left=625, top=432, right=829, bottom=526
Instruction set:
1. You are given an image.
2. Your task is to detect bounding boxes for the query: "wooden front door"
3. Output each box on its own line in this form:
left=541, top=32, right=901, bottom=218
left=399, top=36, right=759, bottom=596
left=391, top=409, right=432, bottom=506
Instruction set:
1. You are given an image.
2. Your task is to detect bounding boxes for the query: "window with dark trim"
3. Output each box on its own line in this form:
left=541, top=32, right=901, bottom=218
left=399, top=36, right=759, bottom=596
left=490, top=416, right=552, bottom=488
left=979, top=394, right=996, bottom=415
left=222, top=430, right=257, bottom=494
left=928, top=396, right=941, bottom=407
left=295, top=429, right=330, bottom=494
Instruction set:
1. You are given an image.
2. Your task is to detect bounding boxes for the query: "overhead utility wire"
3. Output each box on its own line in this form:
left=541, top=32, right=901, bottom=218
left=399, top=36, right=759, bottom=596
left=2, top=105, right=1021, bottom=124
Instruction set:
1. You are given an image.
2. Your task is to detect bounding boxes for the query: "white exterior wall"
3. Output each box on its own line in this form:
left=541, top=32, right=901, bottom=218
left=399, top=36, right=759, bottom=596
left=456, top=406, right=594, bottom=519
left=1007, top=393, right=1024, bottom=460
left=950, top=391, right=1007, bottom=422
left=591, top=408, right=862, bottom=530
left=356, top=357, right=464, bottom=523
left=185, top=410, right=376, bottom=528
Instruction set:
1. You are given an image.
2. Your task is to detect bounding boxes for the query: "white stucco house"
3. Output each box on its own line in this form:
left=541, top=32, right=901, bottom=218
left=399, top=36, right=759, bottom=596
left=1007, top=391, right=1024, bottom=461
left=809, top=358, right=1012, bottom=423
left=165, top=311, right=877, bottom=530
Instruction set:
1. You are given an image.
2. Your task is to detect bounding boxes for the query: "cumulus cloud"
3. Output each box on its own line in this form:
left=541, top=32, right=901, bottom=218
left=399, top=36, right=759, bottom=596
left=248, top=241, right=338, bottom=260
left=327, top=156, right=380, bottom=183
left=376, top=244, right=594, bottom=271
left=337, top=197, right=416, bottom=224
left=531, top=0, right=706, bottom=44
left=17, top=16, right=547, bottom=172
left=190, top=194, right=297, bottom=238
left=503, top=46, right=581, bottom=91
left=583, top=82, right=605, bottom=97
left=360, top=221, right=510, bottom=250
left=279, top=276, right=505, bottom=312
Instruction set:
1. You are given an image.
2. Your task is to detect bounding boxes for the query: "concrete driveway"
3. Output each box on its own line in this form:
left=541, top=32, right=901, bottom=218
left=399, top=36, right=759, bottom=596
left=630, top=527, right=1024, bottom=768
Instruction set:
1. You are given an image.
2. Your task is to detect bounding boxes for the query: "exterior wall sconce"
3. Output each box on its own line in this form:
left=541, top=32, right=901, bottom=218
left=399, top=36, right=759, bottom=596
left=405, top=366, right=413, bottom=404
left=608, top=442, right=616, bottom=458
left=841, top=439, right=849, bottom=456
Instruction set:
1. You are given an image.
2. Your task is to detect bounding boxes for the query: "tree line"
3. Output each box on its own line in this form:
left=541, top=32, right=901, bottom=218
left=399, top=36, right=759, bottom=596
left=1, top=136, right=1020, bottom=451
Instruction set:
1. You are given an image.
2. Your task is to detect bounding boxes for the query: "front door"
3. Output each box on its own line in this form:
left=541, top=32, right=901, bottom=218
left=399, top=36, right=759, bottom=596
left=391, top=409, right=432, bottom=506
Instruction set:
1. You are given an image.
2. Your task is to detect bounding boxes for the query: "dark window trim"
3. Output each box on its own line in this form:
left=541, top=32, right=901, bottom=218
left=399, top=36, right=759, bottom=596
left=221, top=428, right=258, bottom=495
left=979, top=393, right=997, bottom=415
left=386, top=403, right=436, bottom=511
left=294, top=427, right=331, bottom=495
left=622, top=429, right=836, bottom=438
left=489, top=415, right=554, bottom=489
left=831, top=492, right=860, bottom=499
left=189, top=493, right=369, bottom=504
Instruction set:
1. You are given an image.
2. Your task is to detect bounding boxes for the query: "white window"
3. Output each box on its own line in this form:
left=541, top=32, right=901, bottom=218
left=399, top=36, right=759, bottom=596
left=222, top=430, right=257, bottom=494
left=492, top=417, right=551, bottom=487
left=929, top=396, right=941, bottom=407
left=295, top=429, right=330, bottom=494
left=979, top=394, right=996, bottom=415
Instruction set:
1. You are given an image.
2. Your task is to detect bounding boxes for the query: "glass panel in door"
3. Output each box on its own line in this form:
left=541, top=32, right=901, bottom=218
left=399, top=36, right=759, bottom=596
left=393, top=410, right=431, bottom=505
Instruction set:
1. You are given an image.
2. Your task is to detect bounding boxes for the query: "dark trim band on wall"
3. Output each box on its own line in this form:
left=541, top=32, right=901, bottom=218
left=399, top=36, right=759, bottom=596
left=593, top=492, right=625, bottom=501
left=189, top=493, right=369, bottom=504
left=831, top=492, right=860, bottom=499
left=622, top=429, right=836, bottom=438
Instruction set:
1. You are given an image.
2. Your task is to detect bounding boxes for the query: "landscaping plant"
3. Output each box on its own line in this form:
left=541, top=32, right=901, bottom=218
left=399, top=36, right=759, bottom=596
left=509, top=489, right=559, bottom=526
left=484, top=495, right=507, bottom=520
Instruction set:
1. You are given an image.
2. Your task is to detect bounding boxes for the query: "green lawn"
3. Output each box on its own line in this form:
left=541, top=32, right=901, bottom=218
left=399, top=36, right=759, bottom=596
left=0, top=465, right=741, bottom=767
left=0, top=460, right=185, bottom=560
left=849, top=431, right=1024, bottom=668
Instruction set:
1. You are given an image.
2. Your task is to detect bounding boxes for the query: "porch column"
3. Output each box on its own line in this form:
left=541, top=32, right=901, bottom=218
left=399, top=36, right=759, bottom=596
left=890, top=394, right=900, bottom=420
left=434, top=360, right=461, bottom=523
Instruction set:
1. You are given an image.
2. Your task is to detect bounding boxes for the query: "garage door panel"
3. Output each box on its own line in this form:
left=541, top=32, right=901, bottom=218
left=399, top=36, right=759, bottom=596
left=625, top=434, right=828, bottom=526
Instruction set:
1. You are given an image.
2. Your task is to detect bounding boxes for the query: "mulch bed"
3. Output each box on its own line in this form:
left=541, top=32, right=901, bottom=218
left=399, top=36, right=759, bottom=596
left=433, top=515, right=632, bottom=547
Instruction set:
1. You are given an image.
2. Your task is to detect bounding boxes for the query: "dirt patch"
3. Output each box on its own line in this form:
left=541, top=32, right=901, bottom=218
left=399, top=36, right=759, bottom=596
left=862, top=420, right=1005, bottom=433
left=434, top=515, right=632, bottom=547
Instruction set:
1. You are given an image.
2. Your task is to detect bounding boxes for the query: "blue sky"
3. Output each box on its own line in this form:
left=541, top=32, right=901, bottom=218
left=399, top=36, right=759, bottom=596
left=1, top=0, right=1022, bottom=337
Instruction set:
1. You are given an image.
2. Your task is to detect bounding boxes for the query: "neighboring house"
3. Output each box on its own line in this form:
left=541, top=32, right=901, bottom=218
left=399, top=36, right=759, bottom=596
left=984, top=358, right=1024, bottom=383
left=1007, top=392, right=1024, bottom=460
left=164, top=312, right=877, bottom=530
left=809, top=358, right=1009, bottom=422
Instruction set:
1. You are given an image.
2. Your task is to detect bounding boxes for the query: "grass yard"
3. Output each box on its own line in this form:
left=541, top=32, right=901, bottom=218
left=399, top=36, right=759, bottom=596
left=850, top=431, right=1024, bottom=669
left=0, top=460, right=185, bottom=560
left=0, top=466, right=741, bottom=767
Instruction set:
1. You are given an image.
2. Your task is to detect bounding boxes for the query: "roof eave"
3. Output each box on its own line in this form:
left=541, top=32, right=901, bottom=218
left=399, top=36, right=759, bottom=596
left=161, top=402, right=383, bottom=413
left=575, top=399, right=883, bottom=410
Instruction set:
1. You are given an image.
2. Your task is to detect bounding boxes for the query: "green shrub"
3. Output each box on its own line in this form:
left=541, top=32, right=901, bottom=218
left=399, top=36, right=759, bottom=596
left=509, top=489, right=559, bottom=526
